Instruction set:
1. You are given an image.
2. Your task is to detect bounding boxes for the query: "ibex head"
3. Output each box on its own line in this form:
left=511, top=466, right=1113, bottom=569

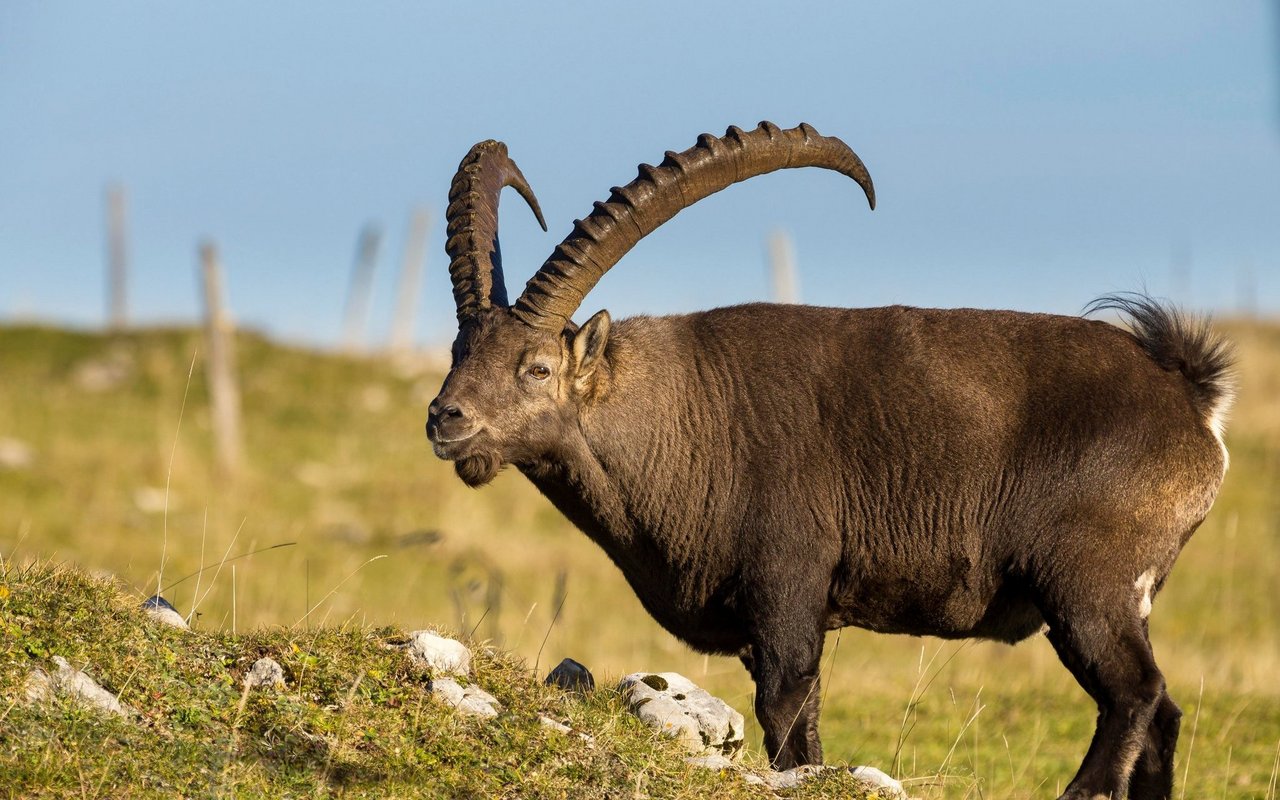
left=427, top=122, right=875, bottom=486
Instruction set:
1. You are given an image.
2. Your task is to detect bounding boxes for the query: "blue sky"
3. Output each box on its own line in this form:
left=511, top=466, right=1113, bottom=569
left=2, top=2, right=1277, bottom=346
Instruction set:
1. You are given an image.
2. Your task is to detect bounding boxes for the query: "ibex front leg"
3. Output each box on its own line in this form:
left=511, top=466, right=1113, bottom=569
left=748, top=621, right=826, bottom=770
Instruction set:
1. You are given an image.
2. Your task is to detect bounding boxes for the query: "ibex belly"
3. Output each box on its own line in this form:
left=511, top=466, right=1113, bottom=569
left=827, top=552, right=1045, bottom=644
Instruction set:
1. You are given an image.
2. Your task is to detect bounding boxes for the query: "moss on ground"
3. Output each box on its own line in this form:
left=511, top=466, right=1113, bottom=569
left=0, top=563, right=887, bottom=799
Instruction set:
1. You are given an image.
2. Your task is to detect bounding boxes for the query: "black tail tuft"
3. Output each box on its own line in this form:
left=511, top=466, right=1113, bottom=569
left=1084, top=293, right=1236, bottom=421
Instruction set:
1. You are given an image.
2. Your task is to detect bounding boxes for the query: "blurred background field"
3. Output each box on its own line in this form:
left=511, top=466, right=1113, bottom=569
left=1, top=319, right=1277, bottom=797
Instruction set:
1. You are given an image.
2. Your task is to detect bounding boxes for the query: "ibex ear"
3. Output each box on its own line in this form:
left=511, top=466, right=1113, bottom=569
left=571, top=310, right=611, bottom=388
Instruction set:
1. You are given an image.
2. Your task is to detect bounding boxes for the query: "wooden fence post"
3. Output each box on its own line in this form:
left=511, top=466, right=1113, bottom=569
left=389, top=207, right=431, bottom=354
left=199, top=240, right=243, bottom=478
left=767, top=229, right=800, bottom=304
left=105, top=184, right=129, bottom=330
left=342, top=224, right=382, bottom=353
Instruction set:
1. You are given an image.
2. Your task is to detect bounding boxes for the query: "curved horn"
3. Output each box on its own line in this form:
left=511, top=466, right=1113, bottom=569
left=445, top=140, right=548, bottom=323
left=512, top=121, right=874, bottom=329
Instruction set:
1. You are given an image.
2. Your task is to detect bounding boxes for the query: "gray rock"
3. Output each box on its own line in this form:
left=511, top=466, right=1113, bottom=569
left=762, top=765, right=825, bottom=790
left=24, top=667, right=54, bottom=704
left=539, top=714, right=572, bottom=735
left=762, top=764, right=906, bottom=797
left=141, top=595, right=188, bottom=629
left=431, top=677, right=500, bottom=718
left=52, top=657, right=131, bottom=716
left=686, top=753, right=737, bottom=771
left=243, top=657, right=285, bottom=689
left=849, top=765, right=906, bottom=798
left=687, top=754, right=903, bottom=796
left=406, top=630, right=471, bottom=677
left=617, top=672, right=744, bottom=759
left=538, top=715, right=595, bottom=745
left=544, top=657, right=594, bottom=693
left=26, top=657, right=132, bottom=717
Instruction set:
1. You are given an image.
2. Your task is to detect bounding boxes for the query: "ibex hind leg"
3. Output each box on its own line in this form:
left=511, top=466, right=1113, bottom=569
left=1126, top=619, right=1182, bottom=800
left=1037, top=582, right=1167, bottom=799
left=1126, top=690, right=1181, bottom=800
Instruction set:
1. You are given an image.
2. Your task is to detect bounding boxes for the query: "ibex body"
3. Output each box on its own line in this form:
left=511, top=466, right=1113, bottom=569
left=426, top=123, right=1233, bottom=800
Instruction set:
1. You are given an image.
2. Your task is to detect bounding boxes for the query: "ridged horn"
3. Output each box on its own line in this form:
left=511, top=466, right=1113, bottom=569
left=512, top=121, right=874, bottom=329
left=445, top=140, right=547, bottom=323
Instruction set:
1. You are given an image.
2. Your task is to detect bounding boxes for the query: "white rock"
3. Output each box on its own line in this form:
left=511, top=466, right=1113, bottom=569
left=244, top=657, right=285, bottom=689
left=617, top=672, right=744, bottom=759
left=146, top=606, right=188, bottom=629
left=539, top=714, right=572, bottom=735
left=687, top=753, right=737, bottom=771
left=26, top=657, right=132, bottom=717
left=537, top=715, right=593, bottom=744
left=431, top=677, right=500, bottom=718
left=762, top=764, right=825, bottom=790
left=690, top=753, right=897, bottom=795
left=850, top=765, right=906, bottom=797
left=53, top=657, right=131, bottom=716
left=24, top=667, right=54, bottom=704
left=406, top=630, right=471, bottom=677
left=0, top=437, right=34, bottom=470
left=762, top=764, right=906, bottom=798
left=141, top=595, right=188, bottom=630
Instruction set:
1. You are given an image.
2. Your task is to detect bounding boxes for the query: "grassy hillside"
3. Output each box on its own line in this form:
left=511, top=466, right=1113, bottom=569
left=1, top=321, right=1278, bottom=797
left=1, top=561, right=889, bottom=798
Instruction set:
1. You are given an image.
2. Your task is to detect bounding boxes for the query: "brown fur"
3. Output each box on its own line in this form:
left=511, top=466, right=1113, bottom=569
left=428, top=296, right=1232, bottom=799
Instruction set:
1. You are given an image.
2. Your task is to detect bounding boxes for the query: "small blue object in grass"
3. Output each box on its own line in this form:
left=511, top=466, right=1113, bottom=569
left=141, top=595, right=179, bottom=613
left=545, top=658, right=595, bottom=693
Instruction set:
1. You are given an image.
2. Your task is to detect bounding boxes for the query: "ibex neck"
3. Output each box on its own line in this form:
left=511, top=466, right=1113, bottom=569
left=519, top=318, right=730, bottom=572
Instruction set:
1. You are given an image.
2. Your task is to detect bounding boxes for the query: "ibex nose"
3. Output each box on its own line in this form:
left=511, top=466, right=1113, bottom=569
left=427, top=397, right=473, bottom=442
left=430, top=401, right=464, bottom=420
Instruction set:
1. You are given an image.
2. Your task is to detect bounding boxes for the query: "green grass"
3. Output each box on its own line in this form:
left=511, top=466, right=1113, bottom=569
left=5, top=561, right=867, bottom=798
left=1, top=321, right=1278, bottom=798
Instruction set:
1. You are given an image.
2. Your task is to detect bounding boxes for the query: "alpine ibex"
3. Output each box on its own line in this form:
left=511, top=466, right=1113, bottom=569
left=426, top=122, right=1233, bottom=800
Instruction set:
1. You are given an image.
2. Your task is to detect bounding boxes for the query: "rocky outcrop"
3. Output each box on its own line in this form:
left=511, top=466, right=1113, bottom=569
left=617, top=672, right=744, bottom=759
left=431, top=677, right=501, bottom=718
left=406, top=630, right=471, bottom=677
left=25, top=656, right=132, bottom=718
left=243, top=657, right=286, bottom=689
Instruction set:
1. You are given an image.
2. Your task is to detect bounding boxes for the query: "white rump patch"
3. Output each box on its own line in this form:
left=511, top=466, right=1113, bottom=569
left=1135, top=569, right=1156, bottom=619
left=1207, top=385, right=1235, bottom=473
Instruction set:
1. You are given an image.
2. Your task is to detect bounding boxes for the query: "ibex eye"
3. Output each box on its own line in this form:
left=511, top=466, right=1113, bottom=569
left=527, top=364, right=551, bottom=380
